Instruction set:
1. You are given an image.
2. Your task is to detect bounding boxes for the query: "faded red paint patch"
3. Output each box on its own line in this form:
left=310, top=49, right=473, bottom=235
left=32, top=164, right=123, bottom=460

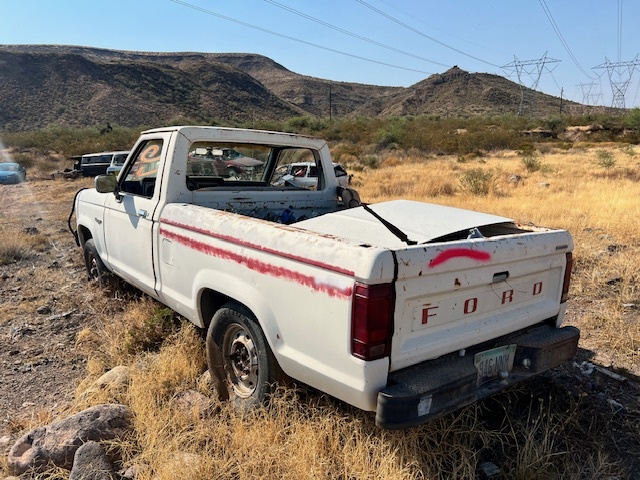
left=161, top=218, right=354, bottom=276
left=160, top=227, right=353, bottom=299
left=429, top=248, right=491, bottom=268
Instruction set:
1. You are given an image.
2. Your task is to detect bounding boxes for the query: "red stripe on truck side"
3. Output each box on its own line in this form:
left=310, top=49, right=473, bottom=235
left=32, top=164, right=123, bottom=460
left=160, top=227, right=353, bottom=299
left=428, top=248, right=491, bottom=268
left=161, top=218, right=354, bottom=277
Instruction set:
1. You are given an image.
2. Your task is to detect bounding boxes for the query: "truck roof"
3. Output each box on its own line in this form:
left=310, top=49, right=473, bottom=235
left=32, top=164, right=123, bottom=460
left=141, top=126, right=327, bottom=149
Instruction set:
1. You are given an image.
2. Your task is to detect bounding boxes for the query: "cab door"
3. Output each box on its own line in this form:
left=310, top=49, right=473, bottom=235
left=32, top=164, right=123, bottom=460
left=102, top=137, right=166, bottom=296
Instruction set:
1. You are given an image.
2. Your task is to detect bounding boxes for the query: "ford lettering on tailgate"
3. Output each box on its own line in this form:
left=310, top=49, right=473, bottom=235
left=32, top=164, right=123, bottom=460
left=413, top=272, right=553, bottom=331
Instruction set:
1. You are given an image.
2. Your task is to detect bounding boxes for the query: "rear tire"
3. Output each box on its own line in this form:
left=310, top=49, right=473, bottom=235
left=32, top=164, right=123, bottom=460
left=209, top=303, right=279, bottom=411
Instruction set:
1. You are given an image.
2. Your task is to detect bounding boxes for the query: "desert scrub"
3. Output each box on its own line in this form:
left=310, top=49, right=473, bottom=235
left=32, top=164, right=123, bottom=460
left=596, top=150, right=616, bottom=168
left=517, top=144, right=542, bottom=173
left=459, top=168, right=496, bottom=196
left=0, top=225, right=49, bottom=264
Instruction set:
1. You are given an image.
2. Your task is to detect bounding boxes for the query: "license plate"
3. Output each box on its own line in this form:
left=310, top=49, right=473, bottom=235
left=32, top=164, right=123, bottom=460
left=474, top=344, right=516, bottom=386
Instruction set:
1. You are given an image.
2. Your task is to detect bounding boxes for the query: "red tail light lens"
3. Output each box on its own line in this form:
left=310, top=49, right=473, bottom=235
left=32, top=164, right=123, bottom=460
left=351, top=282, right=394, bottom=360
left=561, top=252, right=572, bottom=303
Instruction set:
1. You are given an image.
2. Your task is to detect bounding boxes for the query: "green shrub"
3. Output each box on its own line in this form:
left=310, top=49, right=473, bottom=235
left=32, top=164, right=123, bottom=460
left=459, top=168, right=494, bottom=196
left=517, top=143, right=541, bottom=172
left=620, top=145, right=636, bottom=157
left=123, top=306, right=180, bottom=354
left=596, top=150, right=616, bottom=168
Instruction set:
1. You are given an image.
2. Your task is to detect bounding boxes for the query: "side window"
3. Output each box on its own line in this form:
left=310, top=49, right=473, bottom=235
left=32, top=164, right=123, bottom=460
left=120, top=139, right=163, bottom=198
left=270, top=148, right=323, bottom=190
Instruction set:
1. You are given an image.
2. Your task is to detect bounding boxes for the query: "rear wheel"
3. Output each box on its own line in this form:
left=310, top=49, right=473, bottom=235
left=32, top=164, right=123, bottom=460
left=209, top=303, right=279, bottom=411
left=83, top=239, right=110, bottom=288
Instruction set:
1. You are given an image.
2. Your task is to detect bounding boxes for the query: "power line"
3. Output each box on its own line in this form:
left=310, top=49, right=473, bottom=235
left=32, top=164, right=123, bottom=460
left=354, top=0, right=502, bottom=69
left=263, top=0, right=448, bottom=68
left=618, top=0, right=623, bottom=63
left=538, top=0, right=595, bottom=80
left=168, top=0, right=432, bottom=75
left=376, top=0, right=503, bottom=55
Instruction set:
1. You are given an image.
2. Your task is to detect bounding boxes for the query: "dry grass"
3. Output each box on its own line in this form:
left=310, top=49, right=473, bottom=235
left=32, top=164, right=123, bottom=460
left=1, top=145, right=638, bottom=479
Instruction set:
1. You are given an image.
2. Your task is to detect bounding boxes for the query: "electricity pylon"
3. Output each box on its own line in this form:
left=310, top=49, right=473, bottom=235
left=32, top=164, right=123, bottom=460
left=502, top=52, right=561, bottom=116
left=593, top=56, right=640, bottom=108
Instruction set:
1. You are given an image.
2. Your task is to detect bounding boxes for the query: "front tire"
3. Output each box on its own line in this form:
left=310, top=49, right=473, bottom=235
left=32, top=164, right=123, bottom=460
left=225, top=167, right=241, bottom=179
left=83, top=238, right=110, bottom=288
left=209, top=303, right=279, bottom=411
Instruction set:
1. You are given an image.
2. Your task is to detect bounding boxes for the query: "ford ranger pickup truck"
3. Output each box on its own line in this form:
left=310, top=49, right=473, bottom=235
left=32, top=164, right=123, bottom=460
left=71, top=126, right=578, bottom=429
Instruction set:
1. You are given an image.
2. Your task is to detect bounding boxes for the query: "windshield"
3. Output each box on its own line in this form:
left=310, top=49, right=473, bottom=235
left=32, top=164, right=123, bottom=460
left=0, top=164, right=17, bottom=171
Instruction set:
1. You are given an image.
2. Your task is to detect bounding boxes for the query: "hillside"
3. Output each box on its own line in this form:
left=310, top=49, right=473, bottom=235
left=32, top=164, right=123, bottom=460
left=0, top=48, right=304, bottom=131
left=209, top=53, right=403, bottom=117
left=356, top=66, right=571, bottom=117
left=0, top=45, right=582, bottom=132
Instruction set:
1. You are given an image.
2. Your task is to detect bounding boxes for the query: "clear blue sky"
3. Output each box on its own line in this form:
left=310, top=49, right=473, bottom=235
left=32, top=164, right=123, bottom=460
left=3, top=0, right=640, bottom=108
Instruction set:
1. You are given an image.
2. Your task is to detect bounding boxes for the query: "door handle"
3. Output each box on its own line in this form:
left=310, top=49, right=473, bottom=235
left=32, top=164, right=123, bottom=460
left=137, top=209, right=149, bottom=218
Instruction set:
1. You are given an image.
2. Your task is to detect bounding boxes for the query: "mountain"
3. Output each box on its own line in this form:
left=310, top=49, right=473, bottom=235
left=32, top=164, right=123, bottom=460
left=207, top=53, right=403, bottom=117
left=355, top=66, right=570, bottom=117
left=0, top=45, right=581, bottom=132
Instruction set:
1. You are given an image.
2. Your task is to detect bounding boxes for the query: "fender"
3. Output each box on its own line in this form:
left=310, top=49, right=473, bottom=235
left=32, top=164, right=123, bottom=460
left=190, top=267, right=281, bottom=353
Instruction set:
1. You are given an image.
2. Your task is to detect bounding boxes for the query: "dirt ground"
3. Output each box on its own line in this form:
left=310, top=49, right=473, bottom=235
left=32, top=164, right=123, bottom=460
left=1, top=178, right=639, bottom=477
left=0, top=179, right=99, bottom=442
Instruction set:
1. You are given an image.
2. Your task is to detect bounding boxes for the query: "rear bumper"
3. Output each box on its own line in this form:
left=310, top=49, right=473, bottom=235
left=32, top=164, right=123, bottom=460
left=376, top=324, right=579, bottom=429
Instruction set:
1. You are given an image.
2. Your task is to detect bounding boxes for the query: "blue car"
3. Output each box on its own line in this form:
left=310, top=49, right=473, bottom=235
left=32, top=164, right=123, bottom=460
left=0, top=163, right=27, bottom=184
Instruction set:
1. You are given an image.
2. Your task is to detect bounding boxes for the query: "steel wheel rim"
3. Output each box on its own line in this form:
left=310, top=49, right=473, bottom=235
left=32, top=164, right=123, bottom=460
left=222, top=323, right=258, bottom=398
left=88, top=255, right=101, bottom=281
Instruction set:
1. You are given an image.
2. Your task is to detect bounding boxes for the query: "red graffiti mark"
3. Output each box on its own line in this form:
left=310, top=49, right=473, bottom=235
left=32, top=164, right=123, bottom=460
left=160, top=227, right=353, bottom=299
left=161, top=218, right=354, bottom=276
left=428, top=248, right=491, bottom=268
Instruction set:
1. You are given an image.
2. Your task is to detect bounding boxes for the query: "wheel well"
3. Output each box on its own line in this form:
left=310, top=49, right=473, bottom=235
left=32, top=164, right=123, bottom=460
left=78, top=225, right=92, bottom=246
left=200, top=289, right=253, bottom=328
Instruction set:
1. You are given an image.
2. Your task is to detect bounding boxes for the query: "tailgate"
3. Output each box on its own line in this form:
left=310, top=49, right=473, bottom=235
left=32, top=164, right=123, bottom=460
left=390, top=229, right=573, bottom=372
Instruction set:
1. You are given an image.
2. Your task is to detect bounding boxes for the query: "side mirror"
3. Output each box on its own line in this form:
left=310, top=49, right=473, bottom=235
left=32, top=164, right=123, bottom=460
left=95, top=174, right=117, bottom=194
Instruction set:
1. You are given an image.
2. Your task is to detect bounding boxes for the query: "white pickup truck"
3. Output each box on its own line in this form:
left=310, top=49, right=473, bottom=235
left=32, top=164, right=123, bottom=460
left=71, top=126, right=578, bottom=429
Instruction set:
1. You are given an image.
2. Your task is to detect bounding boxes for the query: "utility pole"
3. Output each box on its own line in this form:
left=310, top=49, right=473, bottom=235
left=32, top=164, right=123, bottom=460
left=502, top=52, right=561, bottom=116
left=328, top=84, right=332, bottom=122
left=560, top=87, right=564, bottom=115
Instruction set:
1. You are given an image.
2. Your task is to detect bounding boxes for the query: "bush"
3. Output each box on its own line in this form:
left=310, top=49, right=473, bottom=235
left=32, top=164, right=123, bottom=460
left=596, top=150, right=616, bottom=168
left=517, top=143, right=542, bottom=172
left=459, top=168, right=495, bottom=196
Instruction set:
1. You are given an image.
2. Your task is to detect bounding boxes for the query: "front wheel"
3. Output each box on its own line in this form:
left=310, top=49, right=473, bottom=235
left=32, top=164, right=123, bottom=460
left=225, top=167, right=241, bottom=179
left=83, top=238, right=111, bottom=288
left=209, top=303, right=279, bottom=411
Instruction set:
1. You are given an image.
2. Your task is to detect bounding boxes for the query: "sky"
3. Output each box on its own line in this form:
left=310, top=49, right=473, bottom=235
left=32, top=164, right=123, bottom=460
left=3, top=0, right=640, bottom=109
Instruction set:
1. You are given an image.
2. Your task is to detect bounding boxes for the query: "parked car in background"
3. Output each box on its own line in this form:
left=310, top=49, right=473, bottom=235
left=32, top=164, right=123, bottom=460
left=73, top=151, right=130, bottom=177
left=0, top=162, right=27, bottom=184
left=188, top=146, right=264, bottom=179
left=273, top=162, right=351, bottom=189
left=106, top=151, right=130, bottom=176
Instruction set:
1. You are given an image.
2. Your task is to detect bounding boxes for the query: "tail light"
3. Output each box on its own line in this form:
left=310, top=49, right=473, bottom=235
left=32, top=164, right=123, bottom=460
left=561, top=252, right=573, bottom=303
left=351, top=282, right=394, bottom=360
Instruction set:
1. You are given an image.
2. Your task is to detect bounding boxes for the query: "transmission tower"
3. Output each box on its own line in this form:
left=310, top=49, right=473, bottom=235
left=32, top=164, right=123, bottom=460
left=576, top=82, right=603, bottom=106
left=502, top=52, right=561, bottom=116
left=593, top=56, right=640, bottom=108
